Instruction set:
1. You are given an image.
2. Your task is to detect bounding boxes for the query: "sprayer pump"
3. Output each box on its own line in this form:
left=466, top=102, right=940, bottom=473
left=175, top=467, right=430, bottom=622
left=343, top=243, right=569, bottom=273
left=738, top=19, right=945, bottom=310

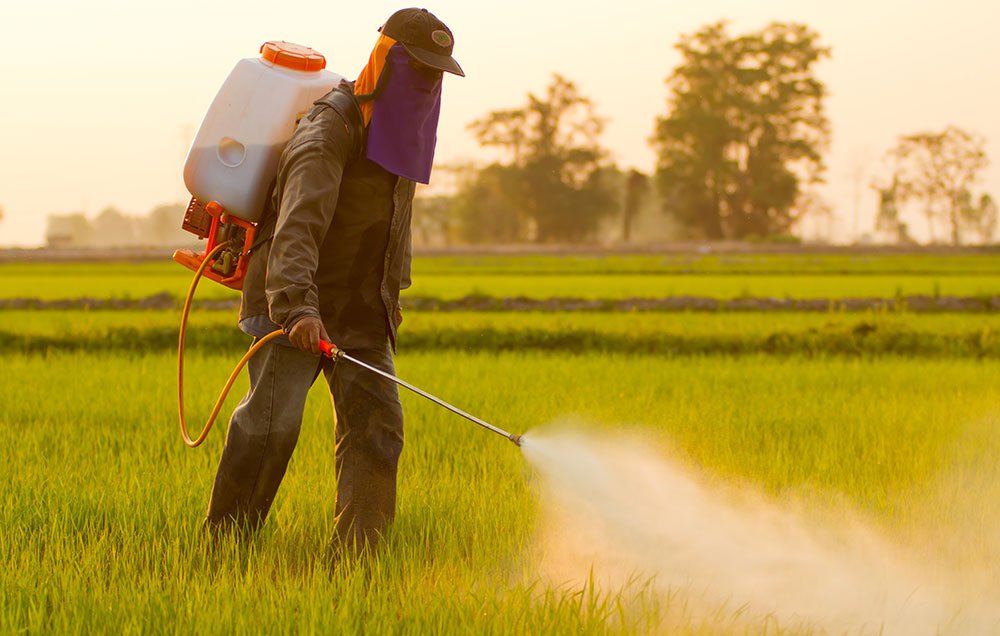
left=173, top=199, right=256, bottom=289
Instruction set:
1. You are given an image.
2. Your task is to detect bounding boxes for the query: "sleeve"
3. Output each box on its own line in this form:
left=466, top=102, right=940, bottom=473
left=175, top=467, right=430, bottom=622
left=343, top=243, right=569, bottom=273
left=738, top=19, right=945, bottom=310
left=265, top=109, right=353, bottom=330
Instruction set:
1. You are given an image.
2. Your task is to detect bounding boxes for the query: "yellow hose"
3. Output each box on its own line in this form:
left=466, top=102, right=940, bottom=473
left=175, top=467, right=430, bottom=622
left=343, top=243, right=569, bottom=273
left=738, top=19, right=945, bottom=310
left=177, top=242, right=283, bottom=448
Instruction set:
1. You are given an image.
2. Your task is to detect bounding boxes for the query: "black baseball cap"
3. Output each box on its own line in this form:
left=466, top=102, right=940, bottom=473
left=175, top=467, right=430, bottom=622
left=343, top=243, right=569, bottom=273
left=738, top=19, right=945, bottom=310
left=379, top=8, right=465, bottom=77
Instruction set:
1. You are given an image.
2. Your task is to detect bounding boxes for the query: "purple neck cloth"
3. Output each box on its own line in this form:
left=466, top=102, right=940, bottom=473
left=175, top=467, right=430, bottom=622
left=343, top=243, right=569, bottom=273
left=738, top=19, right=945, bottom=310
left=366, top=44, right=442, bottom=185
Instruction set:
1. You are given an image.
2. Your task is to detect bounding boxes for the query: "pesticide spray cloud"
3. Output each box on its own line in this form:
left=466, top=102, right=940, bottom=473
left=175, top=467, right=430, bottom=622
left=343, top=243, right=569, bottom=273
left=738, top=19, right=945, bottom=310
left=520, top=425, right=1000, bottom=635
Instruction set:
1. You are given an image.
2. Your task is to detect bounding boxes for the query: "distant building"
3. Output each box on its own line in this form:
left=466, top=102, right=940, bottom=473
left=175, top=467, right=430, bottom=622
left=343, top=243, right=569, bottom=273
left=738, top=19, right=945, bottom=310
left=44, top=204, right=197, bottom=248
left=45, top=213, right=93, bottom=248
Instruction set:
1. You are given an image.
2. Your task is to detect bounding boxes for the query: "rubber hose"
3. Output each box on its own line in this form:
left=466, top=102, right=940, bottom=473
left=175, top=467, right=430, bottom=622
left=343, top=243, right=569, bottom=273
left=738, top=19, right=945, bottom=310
left=177, top=242, right=283, bottom=448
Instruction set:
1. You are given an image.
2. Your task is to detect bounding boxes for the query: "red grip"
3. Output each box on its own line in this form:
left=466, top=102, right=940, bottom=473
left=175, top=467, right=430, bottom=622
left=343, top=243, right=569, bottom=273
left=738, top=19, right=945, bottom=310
left=318, top=340, right=339, bottom=358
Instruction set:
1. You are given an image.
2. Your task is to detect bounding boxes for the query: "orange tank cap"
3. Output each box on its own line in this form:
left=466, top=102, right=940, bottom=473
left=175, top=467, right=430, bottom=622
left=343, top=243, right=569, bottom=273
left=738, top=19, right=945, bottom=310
left=259, top=41, right=326, bottom=72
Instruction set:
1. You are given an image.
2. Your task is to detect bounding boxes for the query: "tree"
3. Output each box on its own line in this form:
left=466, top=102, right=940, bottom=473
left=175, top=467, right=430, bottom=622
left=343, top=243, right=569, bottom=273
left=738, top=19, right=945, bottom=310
left=651, top=22, right=830, bottom=239
left=146, top=203, right=189, bottom=245
left=960, top=192, right=997, bottom=244
left=874, top=178, right=914, bottom=244
left=451, top=164, right=524, bottom=243
left=466, top=74, right=617, bottom=242
left=411, top=194, right=454, bottom=247
left=91, top=206, right=137, bottom=247
left=878, top=127, right=990, bottom=245
left=622, top=170, right=649, bottom=243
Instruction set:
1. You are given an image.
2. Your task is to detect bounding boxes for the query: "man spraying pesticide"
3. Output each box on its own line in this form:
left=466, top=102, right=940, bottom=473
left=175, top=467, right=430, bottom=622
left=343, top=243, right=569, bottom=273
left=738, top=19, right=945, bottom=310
left=174, top=8, right=520, bottom=557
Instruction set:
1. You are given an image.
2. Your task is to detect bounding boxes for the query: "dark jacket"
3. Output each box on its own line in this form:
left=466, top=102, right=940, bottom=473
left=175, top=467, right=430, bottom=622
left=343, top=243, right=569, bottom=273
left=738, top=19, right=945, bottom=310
left=239, top=82, right=415, bottom=350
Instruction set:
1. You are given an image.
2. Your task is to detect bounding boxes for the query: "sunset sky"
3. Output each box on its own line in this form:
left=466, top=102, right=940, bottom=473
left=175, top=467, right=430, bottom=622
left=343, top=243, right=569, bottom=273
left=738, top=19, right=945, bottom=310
left=1, top=0, right=998, bottom=246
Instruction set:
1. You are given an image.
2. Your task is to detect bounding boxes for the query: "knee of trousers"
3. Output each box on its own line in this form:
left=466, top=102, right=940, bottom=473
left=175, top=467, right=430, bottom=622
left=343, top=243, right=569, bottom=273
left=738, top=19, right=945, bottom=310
left=225, top=415, right=302, bottom=461
left=342, top=404, right=404, bottom=471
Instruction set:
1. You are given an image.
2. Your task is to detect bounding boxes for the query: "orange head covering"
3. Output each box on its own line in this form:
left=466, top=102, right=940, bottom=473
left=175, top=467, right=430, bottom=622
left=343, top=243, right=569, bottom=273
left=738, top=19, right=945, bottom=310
left=354, top=34, right=397, bottom=126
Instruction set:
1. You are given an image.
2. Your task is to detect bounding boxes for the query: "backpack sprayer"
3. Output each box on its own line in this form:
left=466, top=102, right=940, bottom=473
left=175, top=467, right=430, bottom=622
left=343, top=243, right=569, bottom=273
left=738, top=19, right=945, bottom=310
left=175, top=41, right=521, bottom=449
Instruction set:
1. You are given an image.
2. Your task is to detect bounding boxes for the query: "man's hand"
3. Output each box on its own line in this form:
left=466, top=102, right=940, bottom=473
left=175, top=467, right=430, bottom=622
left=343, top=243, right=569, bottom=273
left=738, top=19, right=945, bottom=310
left=287, top=316, right=330, bottom=355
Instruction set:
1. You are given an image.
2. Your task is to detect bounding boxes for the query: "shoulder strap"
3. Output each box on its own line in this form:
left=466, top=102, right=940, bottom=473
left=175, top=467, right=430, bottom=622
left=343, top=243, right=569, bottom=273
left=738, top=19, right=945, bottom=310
left=247, top=178, right=278, bottom=254
left=312, top=80, right=365, bottom=159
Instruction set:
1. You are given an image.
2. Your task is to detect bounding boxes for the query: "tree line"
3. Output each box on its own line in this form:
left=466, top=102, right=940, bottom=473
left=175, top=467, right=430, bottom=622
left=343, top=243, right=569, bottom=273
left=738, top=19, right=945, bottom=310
left=44, top=204, right=193, bottom=248
left=434, top=21, right=993, bottom=245
left=38, top=21, right=995, bottom=248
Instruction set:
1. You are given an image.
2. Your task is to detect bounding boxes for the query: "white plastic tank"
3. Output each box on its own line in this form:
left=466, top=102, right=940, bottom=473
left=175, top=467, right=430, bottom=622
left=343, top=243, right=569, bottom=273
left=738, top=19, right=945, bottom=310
left=183, top=41, right=344, bottom=222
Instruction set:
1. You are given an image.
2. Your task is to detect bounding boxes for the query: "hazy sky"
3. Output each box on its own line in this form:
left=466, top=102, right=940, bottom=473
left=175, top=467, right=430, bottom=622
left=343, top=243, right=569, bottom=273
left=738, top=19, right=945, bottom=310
left=1, top=0, right=998, bottom=246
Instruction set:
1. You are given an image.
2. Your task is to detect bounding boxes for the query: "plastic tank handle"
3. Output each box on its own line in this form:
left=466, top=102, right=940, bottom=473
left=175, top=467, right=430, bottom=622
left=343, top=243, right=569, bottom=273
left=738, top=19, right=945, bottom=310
left=217, top=137, right=246, bottom=167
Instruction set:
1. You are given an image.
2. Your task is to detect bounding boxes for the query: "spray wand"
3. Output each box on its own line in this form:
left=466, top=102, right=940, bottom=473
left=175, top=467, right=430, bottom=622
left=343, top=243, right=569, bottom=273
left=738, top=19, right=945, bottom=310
left=317, top=341, right=522, bottom=446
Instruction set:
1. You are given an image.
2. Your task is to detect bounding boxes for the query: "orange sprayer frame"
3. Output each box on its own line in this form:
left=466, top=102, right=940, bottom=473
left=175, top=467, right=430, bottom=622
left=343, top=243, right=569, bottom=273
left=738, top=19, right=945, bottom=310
left=172, top=199, right=256, bottom=290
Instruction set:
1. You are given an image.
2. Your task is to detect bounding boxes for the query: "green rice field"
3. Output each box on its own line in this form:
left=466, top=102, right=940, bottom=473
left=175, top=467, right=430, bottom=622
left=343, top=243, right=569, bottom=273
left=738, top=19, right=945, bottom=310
left=3, top=253, right=1000, bottom=301
left=2, top=309, right=1000, bottom=358
left=2, top=250, right=999, bottom=634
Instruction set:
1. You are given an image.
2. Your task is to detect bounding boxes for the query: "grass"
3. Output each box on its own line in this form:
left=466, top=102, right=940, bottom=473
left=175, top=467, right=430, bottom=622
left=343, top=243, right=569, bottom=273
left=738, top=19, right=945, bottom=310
left=2, top=309, right=999, bottom=358
left=3, top=256, right=1000, bottom=301
left=2, top=349, right=999, bottom=633
left=3, top=254, right=999, bottom=633
left=411, top=252, right=1000, bottom=275
left=8, top=252, right=1000, bottom=277
left=412, top=273, right=1000, bottom=301
left=4, top=307, right=1000, bottom=337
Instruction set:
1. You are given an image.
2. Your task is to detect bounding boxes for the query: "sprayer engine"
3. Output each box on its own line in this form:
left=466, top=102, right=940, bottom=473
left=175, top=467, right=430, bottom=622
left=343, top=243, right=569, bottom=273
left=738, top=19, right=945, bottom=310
left=172, top=198, right=256, bottom=290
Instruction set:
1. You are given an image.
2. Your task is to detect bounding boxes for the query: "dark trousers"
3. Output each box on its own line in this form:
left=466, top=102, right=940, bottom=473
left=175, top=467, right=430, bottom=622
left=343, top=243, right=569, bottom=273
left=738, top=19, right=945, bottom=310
left=205, top=340, right=404, bottom=554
